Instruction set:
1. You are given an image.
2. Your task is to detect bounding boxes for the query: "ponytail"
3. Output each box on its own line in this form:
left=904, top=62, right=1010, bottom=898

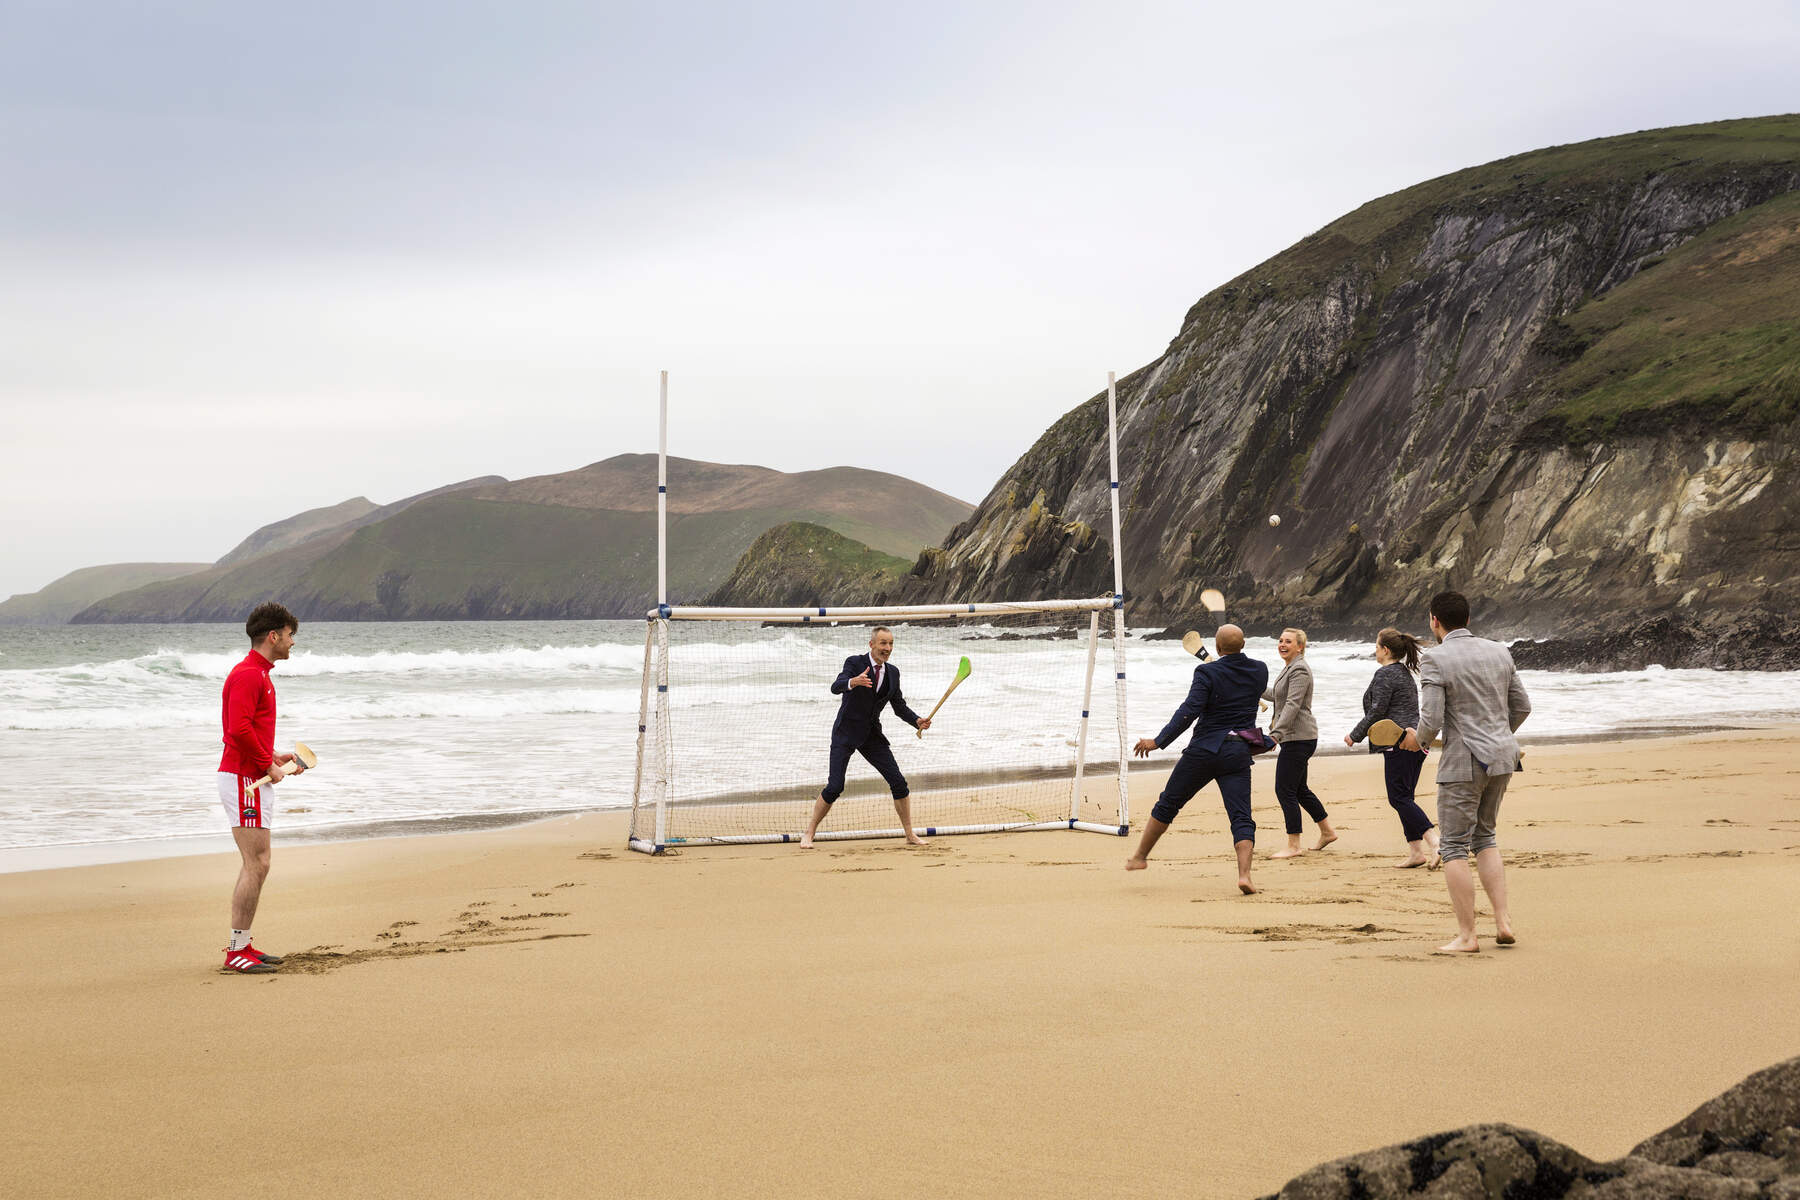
left=1377, top=627, right=1422, bottom=673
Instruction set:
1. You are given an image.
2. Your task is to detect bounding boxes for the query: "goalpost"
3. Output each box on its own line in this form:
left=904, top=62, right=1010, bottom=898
left=628, top=371, right=1132, bottom=853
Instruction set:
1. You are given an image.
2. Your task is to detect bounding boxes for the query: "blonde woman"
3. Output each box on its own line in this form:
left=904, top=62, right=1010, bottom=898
left=1345, top=627, right=1440, bottom=868
left=1265, top=627, right=1337, bottom=858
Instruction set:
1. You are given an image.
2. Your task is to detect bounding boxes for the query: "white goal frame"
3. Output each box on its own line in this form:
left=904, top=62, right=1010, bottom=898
left=628, top=371, right=1133, bottom=853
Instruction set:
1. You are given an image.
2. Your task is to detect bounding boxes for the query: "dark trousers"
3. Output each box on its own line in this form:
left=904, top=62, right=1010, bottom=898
left=1273, top=738, right=1328, bottom=835
left=1151, top=742, right=1254, bottom=843
left=821, top=736, right=908, bottom=803
left=1382, top=748, right=1434, bottom=841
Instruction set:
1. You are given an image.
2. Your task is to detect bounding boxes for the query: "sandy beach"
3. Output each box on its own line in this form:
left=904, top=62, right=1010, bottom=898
left=4, top=728, right=1799, bottom=1199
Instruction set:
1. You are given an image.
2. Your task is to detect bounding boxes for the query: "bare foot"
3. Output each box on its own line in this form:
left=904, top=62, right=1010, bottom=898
left=905, top=835, right=926, bottom=846
left=1238, top=877, right=1257, bottom=895
left=1313, top=834, right=1338, bottom=851
left=1427, top=852, right=1442, bottom=871
left=1394, top=856, right=1429, bottom=869
left=1269, top=848, right=1304, bottom=860
left=1125, top=857, right=1147, bottom=871
left=799, top=835, right=815, bottom=849
left=1434, top=937, right=1479, bottom=954
left=1495, top=929, right=1516, bottom=947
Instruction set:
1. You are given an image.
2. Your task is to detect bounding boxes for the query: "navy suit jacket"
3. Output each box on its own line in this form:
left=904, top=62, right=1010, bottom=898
left=830, top=654, right=922, bottom=747
left=1154, top=651, right=1269, bottom=755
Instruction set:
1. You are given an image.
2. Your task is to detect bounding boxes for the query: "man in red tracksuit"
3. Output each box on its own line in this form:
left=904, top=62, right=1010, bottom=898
left=218, top=602, right=305, bottom=974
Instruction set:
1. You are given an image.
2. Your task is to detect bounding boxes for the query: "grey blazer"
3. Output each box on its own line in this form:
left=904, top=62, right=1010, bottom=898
left=1263, top=656, right=1318, bottom=742
left=1415, top=628, right=1532, bottom=783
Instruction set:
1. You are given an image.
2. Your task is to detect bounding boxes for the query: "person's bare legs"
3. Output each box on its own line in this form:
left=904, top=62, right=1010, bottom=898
left=1235, top=839, right=1257, bottom=894
left=1313, top=818, right=1338, bottom=851
left=1475, top=847, right=1513, bottom=944
left=799, top=795, right=830, bottom=849
left=230, top=826, right=271, bottom=931
left=1125, top=817, right=1170, bottom=869
left=1437, top=856, right=1480, bottom=952
left=894, top=794, right=925, bottom=845
left=1270, top=833, right=1304, bottom=859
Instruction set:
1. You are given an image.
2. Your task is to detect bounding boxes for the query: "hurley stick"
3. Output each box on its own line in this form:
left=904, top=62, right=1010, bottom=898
left=246, top=741, right=318, bottom=795
left=917, top=657, right=973, bottom=738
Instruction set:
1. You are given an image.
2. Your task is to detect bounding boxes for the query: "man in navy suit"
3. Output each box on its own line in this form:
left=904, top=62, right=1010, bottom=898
left=800, top=626, right=932, bottom=849
left=1125, top=623, right=1268, bottom=894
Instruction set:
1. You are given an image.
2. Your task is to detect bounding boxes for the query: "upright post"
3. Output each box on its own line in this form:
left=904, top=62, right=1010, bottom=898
left=1106, top=372, right=1130, bottom=831
left=658, top=370, right=669, bottom=615
left=654, top=370, right=672, bottom=849
left=1069, top=608, right=1101, bottom=823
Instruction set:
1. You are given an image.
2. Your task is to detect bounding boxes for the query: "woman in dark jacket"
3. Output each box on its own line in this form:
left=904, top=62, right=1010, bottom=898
left=1344, top=627, right=1440, bottom=867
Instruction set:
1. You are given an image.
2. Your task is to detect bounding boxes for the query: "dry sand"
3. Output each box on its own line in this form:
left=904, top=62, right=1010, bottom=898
left=4, top=728, right=1799, bottom=1199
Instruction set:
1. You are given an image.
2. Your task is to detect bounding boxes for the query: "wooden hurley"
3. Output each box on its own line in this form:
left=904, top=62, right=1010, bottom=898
left=246, top=741, right=318, bottom=795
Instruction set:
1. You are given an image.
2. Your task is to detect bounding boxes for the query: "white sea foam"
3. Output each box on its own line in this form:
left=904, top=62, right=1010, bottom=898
left=4, top=621, right=1797, bottom=857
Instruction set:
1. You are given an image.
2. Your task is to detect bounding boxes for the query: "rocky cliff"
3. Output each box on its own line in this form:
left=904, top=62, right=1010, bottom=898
left=1265, top=1052, right=1800, bottom=1198
left=902, top=115, right=1800, bottom=663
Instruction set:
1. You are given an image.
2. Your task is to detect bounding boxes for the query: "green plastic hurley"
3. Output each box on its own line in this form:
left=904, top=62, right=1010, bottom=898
left=918, top=656, right=974, bottom=737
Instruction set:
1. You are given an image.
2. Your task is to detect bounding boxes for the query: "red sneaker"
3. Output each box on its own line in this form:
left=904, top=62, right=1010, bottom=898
left=243, top=944, right=283, bottom=965
left=222, top=947, right=277, bottom=974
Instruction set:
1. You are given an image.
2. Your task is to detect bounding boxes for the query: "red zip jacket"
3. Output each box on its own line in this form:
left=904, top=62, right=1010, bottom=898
left=219, top=651, right=276, bottom=777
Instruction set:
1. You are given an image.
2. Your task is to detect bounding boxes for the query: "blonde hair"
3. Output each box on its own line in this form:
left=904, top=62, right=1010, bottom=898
left=1281, top=627, right=1308, bottom=653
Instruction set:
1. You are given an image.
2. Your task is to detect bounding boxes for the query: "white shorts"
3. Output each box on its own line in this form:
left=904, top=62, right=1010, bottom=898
left=218, top=771, right=269, bottom=830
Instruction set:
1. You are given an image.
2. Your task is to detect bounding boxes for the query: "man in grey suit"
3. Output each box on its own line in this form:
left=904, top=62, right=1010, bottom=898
left=1401, top=592, right=1531, bottom=953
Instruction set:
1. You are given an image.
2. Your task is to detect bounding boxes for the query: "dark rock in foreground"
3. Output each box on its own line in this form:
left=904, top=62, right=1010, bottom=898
left=1263, top=1054, right=1800, bottom=1197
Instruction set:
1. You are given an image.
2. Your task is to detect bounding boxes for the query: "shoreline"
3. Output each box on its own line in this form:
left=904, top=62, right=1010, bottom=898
left=0, top=720, right=1778, bottom=876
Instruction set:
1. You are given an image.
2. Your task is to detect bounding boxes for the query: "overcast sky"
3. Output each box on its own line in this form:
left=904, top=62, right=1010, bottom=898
left=3, top=1, right=1797, bottom=598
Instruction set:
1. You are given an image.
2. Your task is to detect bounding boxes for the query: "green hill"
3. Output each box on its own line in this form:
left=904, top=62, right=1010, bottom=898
left=0, top=563, right=212, bottom=625
left=704, top=523, right=912, bottom=608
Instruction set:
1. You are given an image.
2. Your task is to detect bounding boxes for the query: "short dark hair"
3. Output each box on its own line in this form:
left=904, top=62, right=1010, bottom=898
left=246, top=601, right=299, bottom=643
left=1429, top=591, right=1470, bottom=631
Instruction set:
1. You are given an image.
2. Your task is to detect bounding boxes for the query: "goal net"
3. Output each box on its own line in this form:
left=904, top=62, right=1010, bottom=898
left=628, top=600, right=1129, bottom=851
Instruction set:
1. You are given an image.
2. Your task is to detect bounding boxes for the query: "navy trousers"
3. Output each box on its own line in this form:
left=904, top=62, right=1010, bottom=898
left=821, top=737, right=908, bottom=803
left=1382, top=747, right=1434, bottom=841
left=1152, top=742, right=1254, bottom=843
left=1273, top=738, right=1328, bottom=835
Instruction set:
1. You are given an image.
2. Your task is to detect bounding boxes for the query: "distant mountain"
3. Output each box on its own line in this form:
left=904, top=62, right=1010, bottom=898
left=0, top=563, right=212, bottom=625
left=465, top=455, right=970, bottom=561
left=71, top=457, right=972, bottom=622
left=215, top=497, right=380, bottom=567
left=215, top=477, right=505, bottom=567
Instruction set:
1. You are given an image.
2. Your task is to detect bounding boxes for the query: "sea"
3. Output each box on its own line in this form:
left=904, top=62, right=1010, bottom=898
left=4, top=620, right=1798, bottom=870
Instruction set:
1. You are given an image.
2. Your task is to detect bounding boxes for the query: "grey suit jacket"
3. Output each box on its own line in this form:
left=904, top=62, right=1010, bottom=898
left=1264, top=656, right=1318, bottom=742
left=1415, top=628, right=1532, bottom=784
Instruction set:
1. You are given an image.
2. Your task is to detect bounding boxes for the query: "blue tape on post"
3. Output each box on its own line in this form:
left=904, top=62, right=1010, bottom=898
left=1111, top=480, right=1119, bottom=488
left=1081, top=710, right=1090, bottom=718
left=657, top=684, right=668, bottom=692
left=638, top=724, right=646, bottom=733
left=657, top=485, right=666, bottom=493
left=967, top=604, right=975, bottom=612
left=657, top=603, right=671, bottom=618
left=1116, top=672, right=1125, bottom=680
left=818, top=607, right=827, bottom=616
